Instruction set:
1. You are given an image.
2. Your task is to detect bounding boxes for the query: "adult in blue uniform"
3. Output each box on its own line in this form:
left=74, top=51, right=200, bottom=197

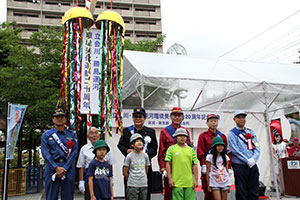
left=41, top=108, right=78, bottom=200
left=227, top=110, right=260, bottom=200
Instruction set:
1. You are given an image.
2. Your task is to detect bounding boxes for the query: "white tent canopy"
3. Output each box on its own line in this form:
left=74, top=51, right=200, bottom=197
left=123, top=50, right=300, bottom=118
left=121, top=50, right=300, bottom=198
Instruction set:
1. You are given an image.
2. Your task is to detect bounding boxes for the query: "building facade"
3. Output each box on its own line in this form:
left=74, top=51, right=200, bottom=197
left=6, top=0, right=162, bottom=48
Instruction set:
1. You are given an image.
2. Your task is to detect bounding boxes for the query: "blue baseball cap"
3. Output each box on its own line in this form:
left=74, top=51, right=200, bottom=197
left=234, top=110, right=247, bottom=118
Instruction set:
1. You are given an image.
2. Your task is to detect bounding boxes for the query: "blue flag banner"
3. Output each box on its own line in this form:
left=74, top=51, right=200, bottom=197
left=6, top=103, right=27, bottom=160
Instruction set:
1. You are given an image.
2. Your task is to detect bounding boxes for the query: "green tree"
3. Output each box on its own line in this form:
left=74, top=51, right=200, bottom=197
left=0, top=23, right=63, bottom=141
left=124, top=35, right=164, bottom=52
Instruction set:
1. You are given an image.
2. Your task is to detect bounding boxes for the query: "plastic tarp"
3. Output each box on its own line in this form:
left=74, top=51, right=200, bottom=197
left=123, top=50, right=300, bottom=117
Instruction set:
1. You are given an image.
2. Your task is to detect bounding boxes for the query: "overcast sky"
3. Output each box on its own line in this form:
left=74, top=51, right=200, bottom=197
left=161, top=0, right=300, bottom=63
left=2, top=0, right=300, bottom=63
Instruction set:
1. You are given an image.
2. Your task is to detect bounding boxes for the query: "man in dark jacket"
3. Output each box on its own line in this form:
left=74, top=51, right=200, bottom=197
left=118, top=107, right=158, bottom=200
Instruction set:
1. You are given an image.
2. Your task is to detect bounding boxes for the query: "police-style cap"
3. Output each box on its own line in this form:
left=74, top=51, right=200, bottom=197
left=171, top=107, right=183, bottom=115
left=130, top=133, right=144, bottom=144
left=133, top=107, right=146, bottom=117
left=93, top=140, right=110, bottom=154
left=234, top=110, right=247, bottom=118
left=53, top=107, right=66, bottom=117
left=173, top=128, right=189, bottom=138
left=207, top=114, right=219, bottom=121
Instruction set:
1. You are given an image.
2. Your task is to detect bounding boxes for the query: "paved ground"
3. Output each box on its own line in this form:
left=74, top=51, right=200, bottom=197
left=7, top=188, right=300, bottom=200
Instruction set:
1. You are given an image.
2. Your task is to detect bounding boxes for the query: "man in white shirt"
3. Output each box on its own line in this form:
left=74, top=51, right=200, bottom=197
left=76, top=127, right=115, bottom=199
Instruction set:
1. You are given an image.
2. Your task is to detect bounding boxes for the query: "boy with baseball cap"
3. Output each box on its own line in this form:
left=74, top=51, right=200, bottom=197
left=165, top=128, right=199, bottom=200
left=123, top=134, right=151, bottom=200
left=158, top=107, right=191, bottom=200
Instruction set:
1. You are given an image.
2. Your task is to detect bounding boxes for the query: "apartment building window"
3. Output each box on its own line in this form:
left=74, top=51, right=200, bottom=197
left=45, top=1, right=71, bottom=6
left=135, top=7, right=155, bottom=12
left=136, top=34, right=156, bottom=38
left=24, top=28, right=39, bottom=32
left=14, top=0, right=33, bottom=2
left=14, top=12, right=39, bottom=18
left=125, top=33, right=131, bottom=37
left=106, top=5, right=130, bottom=10
left=135, top=20, right=156, bottom=25
left=45, top=15, right=62, bottom=19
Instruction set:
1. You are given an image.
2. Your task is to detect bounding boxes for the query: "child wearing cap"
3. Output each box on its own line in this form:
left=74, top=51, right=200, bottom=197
left=87, top=140, right=113, bottom=200
left=288, top=137, right=300, bottom=157
left=165, top=128, right=198, bottom=200
left=206, top=137, right=231, bottom=200
left=123, top=133, right=150, bottom=200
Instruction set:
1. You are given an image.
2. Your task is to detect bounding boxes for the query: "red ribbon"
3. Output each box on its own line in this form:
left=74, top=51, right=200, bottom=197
left=66, top=140, right=74, bottom=158
left=245, top=133, right=253, bottom=150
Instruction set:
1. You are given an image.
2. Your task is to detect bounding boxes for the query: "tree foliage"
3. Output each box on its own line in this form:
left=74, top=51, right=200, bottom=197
left=124, top=35, right=164, bottom=52
left=0, top=22, right=166, bottom=141
left=0, top=23, right=63, bottom=140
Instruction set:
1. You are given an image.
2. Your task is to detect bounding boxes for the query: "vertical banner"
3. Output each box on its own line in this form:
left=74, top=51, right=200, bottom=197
left=81, top=28, right=101, bottom=114
left=6, top=103, right=27, bottom=160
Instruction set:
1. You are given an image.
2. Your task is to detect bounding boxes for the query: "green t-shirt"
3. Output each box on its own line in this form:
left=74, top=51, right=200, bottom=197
left=165, top=144, right=199, bottom=187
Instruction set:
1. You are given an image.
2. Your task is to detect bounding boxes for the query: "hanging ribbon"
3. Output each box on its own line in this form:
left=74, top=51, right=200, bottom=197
left=77, top=18, right=83, bottom=131
left=98, top=20, right=104, bottom=134
left=87, top=20, right=92, bottom=129
left=245, top=133, right=254, bottom=150
left=95, top=10, right=125, bottom=136
left=59, top=24, right=67, bottom=108
left=69, top=19, right=76, bottom=131
left=59, top=7, right=94, bottom=132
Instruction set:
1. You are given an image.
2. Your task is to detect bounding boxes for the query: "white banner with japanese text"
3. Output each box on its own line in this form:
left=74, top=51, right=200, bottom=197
left=81, top=28, right=101, bottom=114
left=115, top=109, right=222, bottom=128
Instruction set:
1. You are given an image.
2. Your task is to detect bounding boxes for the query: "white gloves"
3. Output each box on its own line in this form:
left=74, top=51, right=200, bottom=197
left=162, top=170, right=168, bottom=178
left=51, top=173, right=65, bottom=181
left=201, top=165, right=206, bottom=174
left=79, top=180, right=85, bottom=194
left=247, top=158, right=256, bottom=168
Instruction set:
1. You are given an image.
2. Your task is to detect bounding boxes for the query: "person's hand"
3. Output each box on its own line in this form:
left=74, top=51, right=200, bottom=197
left=193, top=179, right=198, bottom=188
left=111, top=196, right=114, bottom=200
left=55, top=167, right=66, bottom=177
left=127, top=149, right=133, bottom=154
left=201, top=165, right=206, bottom=174
left=91, top=195, right=97, bottom=200
left=208, top=186, right=212, bottom=192
left=78, top=180, right=85, bottom=194
left=247, top=158, right=256, bottom=168
left=168, top=178, right=175, bottom=188
left=162, top=170, right=168, bottom=178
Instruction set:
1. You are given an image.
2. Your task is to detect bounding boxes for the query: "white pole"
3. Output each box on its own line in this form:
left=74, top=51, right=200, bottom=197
left=264, top=110, right=280, bottom=200
left=3, top=103, right=11, bottom=200
left=141, top=84, right=144, bottom=108
left=263, top=86, right=280, bottom=200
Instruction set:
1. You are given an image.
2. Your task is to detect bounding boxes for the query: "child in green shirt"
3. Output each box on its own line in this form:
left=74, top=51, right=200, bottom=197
left=165, top=128, right=199, bottom=200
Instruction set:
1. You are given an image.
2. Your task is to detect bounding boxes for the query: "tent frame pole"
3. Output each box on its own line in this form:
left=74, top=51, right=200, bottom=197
left=263, top=85, right=280, bottom=200
left=193, top=83, right=262, bottom=111
left=141, top=84, right=144, bottom=107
